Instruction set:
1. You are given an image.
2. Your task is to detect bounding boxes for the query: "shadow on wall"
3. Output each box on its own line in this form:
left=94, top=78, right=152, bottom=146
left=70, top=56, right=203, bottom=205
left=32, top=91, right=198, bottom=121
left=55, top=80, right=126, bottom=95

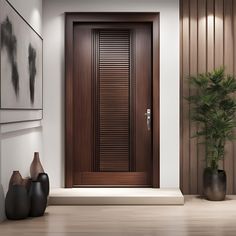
left=0, top=184, right=6, bottom=221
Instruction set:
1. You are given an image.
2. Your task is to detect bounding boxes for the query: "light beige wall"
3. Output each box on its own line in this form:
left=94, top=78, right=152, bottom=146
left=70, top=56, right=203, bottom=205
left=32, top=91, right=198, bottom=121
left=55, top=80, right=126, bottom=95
left=8, top=0, right=42, bottom=35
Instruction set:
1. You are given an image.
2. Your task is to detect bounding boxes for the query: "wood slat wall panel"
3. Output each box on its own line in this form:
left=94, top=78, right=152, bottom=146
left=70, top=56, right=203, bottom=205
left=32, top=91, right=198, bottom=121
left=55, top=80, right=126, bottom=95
left=215, top=0, right=224, bottom=69
left=181, top=0, right=236, bottom=194
left=224, top=0, right=234, bottom=194
left=189, top=0, right=198, bottom=194
left=215, top=0, right=224, bottom=171
left=207, top=0, right=215, bottom=71
left=95, top=30, right=131, bottom=172
left=197, top=0, right=207, bottom=194
left=233, top=0, right=236, bottom=193
left=181, top=0, right=190, bottom=194
left=180, top=0, right=183, bottom=194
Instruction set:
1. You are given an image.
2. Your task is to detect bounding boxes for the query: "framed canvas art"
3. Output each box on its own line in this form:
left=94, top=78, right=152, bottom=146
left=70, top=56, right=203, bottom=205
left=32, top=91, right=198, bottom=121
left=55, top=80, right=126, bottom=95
left=0, top=0, right=43, bottom=123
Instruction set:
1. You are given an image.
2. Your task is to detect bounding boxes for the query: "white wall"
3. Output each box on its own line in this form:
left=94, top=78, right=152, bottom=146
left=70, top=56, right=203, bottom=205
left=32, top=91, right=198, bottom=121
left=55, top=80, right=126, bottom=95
left=0, top=0, right=43, bottom=221
left=43, top=0, right=180, bottom=189
left=8, top=0, right=42, bottom=35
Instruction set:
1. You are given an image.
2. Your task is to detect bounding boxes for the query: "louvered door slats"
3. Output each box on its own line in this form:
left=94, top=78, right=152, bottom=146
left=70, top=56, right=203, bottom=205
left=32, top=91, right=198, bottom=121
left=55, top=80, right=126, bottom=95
left=94, top=29, right=131, bottom=172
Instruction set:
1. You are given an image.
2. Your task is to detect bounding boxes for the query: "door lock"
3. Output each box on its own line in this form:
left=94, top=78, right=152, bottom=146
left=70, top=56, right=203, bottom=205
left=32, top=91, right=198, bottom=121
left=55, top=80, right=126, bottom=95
left=145, top=109, right=151, bottom=131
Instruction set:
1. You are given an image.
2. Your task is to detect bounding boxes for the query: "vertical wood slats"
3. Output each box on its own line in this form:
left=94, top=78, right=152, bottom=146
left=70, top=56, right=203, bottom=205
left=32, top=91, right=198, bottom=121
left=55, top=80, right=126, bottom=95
left=189, top=0, right=198, bottom=194
left=215, top=0, right=224, bottom=171
left=197, top=0, right=207, bottom=194
left=181, top=0, right=191, bottom=193
left=224, top=0, right=234, bottom=194
left=95, top=30, right=131, bottom=172
left=181, top=0, right=236, bottom=194
left=233, top=0, right=236, bottom=193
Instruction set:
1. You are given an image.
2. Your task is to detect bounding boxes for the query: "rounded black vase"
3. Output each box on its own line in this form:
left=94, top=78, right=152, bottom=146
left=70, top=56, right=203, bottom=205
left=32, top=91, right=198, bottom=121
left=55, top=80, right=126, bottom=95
left=37, top=173, right=49, bottom=197
left=29, top=181, right=47, bottom=217
left=203, top=168, right=226, bottom=201
left=5, top=185, right=30, bottom=220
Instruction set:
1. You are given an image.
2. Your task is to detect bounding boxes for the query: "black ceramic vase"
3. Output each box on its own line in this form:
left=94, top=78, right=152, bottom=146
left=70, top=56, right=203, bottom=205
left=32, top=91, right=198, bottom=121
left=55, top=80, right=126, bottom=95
left=5, top=185, right=30, bottom=220
left=29, top=181, right=47, bottom=217
left=8, top=171, right=23, bottom=189
left=22, top=177, right=32, bottom=193
left=203, top=168, right=226, bottom=201
left=37, top=173, right=49, bottom=197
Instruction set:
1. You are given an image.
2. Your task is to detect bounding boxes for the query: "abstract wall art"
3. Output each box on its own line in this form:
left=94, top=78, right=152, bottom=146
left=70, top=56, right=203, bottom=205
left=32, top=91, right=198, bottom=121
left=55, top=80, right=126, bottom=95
left=0, top=0, right=43, bottom=123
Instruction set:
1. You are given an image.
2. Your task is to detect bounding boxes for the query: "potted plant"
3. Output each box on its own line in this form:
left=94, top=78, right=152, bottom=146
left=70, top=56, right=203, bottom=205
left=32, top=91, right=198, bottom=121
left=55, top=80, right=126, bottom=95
left=187, top=67, right=236, bottom=201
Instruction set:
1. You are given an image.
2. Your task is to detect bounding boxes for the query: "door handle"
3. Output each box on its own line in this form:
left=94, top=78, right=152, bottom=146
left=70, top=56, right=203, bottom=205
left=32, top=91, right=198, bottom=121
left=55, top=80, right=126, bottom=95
left=145, top=109, right=151, bottom=131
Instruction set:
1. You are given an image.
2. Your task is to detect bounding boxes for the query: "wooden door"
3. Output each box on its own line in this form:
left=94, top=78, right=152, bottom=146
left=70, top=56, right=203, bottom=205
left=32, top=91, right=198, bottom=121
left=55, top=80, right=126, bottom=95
left=65, top=14, right=159, bottom=188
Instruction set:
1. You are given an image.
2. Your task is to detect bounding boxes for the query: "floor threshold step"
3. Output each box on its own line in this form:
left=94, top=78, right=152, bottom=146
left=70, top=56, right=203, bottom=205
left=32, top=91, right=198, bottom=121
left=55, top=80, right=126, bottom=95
left=49, top=188, right=184, bottom=205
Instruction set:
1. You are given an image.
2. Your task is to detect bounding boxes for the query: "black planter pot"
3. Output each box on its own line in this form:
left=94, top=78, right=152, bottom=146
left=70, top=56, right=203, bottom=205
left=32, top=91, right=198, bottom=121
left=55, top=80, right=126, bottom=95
left=37, top=173, right=49, bottom=197
left=203, top=168, right=226, bottom=201
left=5, top=185, right=30, bottom=220
left=29, top=181, right=47, bottom=217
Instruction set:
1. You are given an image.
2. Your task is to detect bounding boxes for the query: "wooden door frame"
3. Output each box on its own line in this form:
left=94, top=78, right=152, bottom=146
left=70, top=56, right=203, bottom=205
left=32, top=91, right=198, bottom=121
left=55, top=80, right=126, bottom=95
left=65, top=13, right=160, bottom=188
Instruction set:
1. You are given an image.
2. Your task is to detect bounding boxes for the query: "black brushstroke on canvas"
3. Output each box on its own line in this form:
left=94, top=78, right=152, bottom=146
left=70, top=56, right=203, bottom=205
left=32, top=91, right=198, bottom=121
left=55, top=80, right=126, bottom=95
left=28, top=43, right=37, bottom=104
left=1, top=17, right=19, bottom=96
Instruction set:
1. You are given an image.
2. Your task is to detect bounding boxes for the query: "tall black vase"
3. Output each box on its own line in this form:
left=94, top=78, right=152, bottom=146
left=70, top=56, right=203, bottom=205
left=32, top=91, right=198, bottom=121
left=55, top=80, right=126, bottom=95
left=29, top=181, right=47, bottom=217
left=203, top=168, right=226, bottom=201
left=37, top=173, right=49, bottom=197
left=5, top=185, right=30, bottom=220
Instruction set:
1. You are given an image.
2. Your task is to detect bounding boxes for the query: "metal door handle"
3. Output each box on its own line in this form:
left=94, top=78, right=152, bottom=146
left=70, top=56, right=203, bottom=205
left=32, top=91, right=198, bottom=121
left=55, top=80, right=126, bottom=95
left=145, top=109, right=151, bottom=131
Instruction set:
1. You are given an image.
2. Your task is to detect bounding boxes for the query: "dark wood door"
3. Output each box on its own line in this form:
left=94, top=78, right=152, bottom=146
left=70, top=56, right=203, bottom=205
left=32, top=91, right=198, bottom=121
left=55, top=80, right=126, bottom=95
left=71, top=22, right=152, bottom=187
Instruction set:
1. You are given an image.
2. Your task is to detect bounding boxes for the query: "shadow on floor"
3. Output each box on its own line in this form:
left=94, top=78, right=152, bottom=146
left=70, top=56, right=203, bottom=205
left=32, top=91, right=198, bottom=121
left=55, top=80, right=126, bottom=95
left=196, top=195, right=233, bottom=201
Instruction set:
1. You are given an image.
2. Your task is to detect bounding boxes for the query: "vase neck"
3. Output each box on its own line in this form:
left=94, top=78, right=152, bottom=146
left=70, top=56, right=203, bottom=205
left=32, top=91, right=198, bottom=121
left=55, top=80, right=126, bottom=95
left=34, top=153, right=40, bottom=161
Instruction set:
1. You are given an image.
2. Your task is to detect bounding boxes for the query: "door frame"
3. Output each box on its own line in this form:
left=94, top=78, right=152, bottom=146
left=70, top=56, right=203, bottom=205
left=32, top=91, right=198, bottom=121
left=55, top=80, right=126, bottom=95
left=65, top=13, right=160, bottom=188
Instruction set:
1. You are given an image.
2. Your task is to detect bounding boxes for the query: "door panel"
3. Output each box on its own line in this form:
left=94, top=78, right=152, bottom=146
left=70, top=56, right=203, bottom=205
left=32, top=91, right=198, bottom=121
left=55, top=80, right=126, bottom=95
left=134, top=25, right=152, bottom=173
left=95, top=29, right=131, bottom=172
left=73, top=27, right=93, bottom=176
left=74, top=172, right=150, bottom=186
left=73, top=23, right=152, bottom=186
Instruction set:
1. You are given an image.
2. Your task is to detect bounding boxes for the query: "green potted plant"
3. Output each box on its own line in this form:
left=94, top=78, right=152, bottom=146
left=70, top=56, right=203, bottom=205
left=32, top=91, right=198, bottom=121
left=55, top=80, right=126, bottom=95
left=187, top=67, right=236, bottom=201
